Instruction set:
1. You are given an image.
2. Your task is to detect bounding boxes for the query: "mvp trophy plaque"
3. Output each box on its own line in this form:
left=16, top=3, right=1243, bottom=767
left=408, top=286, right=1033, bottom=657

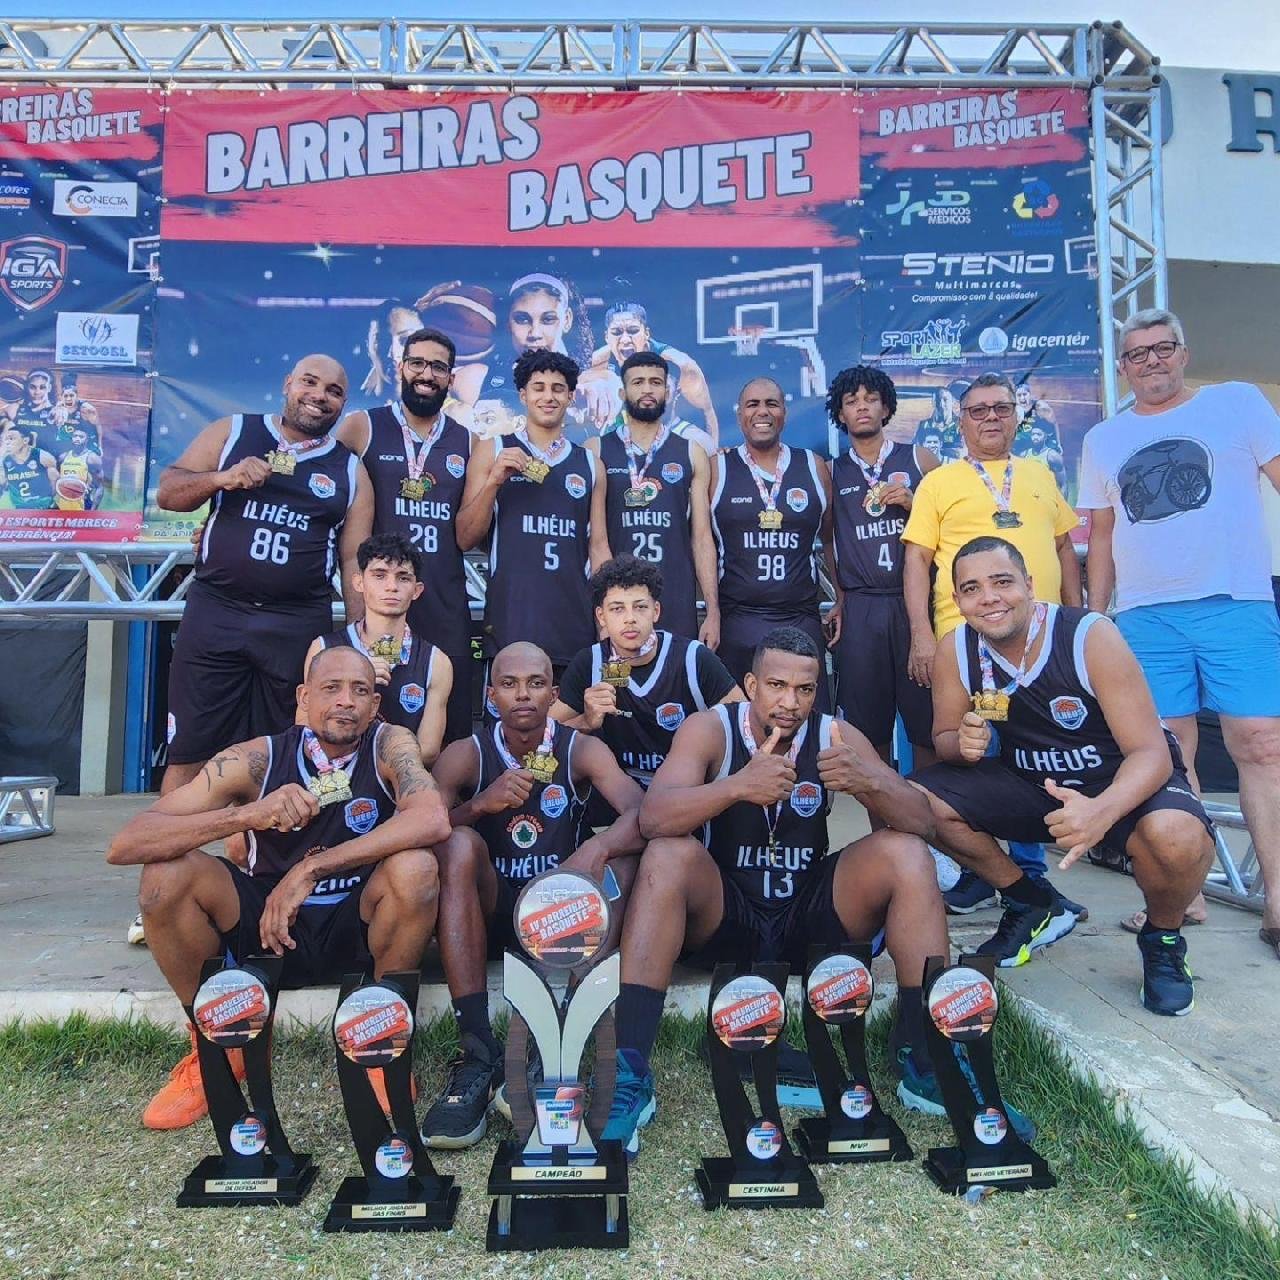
left=922, top=955, right=1055, bottom=1194
left=325, top=971, right=460, bottom=1231
left=487, top=869, right=629, bottom=1252
left=178, top=955, right=317, bottom=1207
left=794, top=946, right=912, bottom=1164
left=696, top=964, right=824, bottom=1210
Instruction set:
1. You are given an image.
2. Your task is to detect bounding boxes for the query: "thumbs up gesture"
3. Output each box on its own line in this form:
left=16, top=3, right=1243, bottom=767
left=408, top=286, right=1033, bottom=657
left=1043, top=779, right=1109, bottom=868
left=817, top=719, right=876, bottom=797
left=737, top=723, right=797, bottom=805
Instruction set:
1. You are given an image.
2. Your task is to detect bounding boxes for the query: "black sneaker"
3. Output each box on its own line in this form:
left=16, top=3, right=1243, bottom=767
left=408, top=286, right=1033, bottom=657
left=976, top=897, right=1075, bottom=968
left=1138, top=929, right=1194, bottom=1016
left=491, top=1043, right=543, bottom=1123
left=419, top=1033, right=503, bottom=1150
left=943, top=870, right=998, bottom=915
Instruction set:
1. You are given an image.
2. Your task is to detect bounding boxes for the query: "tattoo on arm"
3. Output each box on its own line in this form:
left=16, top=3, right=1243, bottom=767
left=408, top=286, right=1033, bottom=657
left=378, top=727, right=438, bottom=803
left=246, top=748, right=267, bottom=789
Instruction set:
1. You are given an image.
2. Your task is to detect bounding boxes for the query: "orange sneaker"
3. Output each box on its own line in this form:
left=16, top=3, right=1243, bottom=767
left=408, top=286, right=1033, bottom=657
left=368, top=1067, right=418, bottom=1118
left=142, top=1028, right=246, bottom=1131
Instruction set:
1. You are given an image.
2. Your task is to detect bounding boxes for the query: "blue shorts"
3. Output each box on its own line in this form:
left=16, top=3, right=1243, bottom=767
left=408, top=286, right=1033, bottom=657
left=1115, top=597, right=1280, bottom=719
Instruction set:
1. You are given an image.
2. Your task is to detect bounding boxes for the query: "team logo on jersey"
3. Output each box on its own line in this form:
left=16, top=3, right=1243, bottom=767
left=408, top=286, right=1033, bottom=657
left=399, top=683, right=425, bottom=713
left=790, top=781, right=823, bottom=817
left=507, top=814, right=543, bottom=849
left=887, top=471, right=911, bottom=488
left=786, top=486, right=809, bottom=513
left=540, top=784, right=568, bottom=819
left=344, top=797, right=378, bottom=834
left=661, top=461, right=684, bottom=484
left=446, top=453, right=465, bottom=479
left=1050, top=695, right=1088, bottom=731
left=565, top=472, right=587, bottom=500
left=309, top=473, right=336, bottom=499
left=166, top=712, right=177, bottom=744
left=656, top=701, right=686, bottom=731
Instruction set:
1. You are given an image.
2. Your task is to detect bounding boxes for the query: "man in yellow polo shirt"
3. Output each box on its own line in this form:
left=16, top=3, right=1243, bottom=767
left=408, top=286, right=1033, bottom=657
left=902, top=371, right=1084, bottom=943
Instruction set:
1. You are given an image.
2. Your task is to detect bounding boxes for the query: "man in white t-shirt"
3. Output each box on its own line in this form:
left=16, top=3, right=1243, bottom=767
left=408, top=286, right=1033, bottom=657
left=1079, top=307, right=1280, bottom=959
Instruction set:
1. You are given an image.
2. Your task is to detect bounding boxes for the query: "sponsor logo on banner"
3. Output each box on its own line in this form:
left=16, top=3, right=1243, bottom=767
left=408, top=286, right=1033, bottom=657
left=1012, top=178, right=1060, bottom=221
left=1010, top=331, right=1091, bottom=353
left=884, top=183, right=972, bottom=227
left=55, top=311, right=139, bottom=366
left=565, top=472, right=586, bottom=500
left=446, top=453, right=465, bottom=479
left=791, top=780, right=822, bottom=817
left=1049, top=695, right=1088, bottom=731
left=0, top=235, right=66, bottom=311
left=398, top=682, right=425, bottom=713
left=656, top=701, right=685, bottom=731
left=661, top=461, right=683, bottom=483
left=978, top=326, right=1009, bottom=355
left=0, top=179, right=31, bottom=210
left=540, top=783, right=568, bottom=819
left=344, top=797, right=378, bottom=834
left=880, top=317, right=963, bottom=364
left=899, top=250, right=1055, bottom=278
left=786, top=486, right=808, bottom=512
left=52, top=179, right=138, bottom=218
left=308, top=472, right=335, bottom=499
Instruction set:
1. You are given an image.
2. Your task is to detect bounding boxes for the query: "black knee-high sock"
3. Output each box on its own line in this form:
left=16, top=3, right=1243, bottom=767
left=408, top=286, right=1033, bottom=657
left=615, top=983, right=666, bottom=1064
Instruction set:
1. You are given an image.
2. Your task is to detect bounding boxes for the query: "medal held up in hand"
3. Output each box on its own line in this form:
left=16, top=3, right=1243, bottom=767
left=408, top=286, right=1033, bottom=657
left=265, top=449, right=296, bottom=475
left=971, top=689, right=1011, bottom=722
left=302, top=729, right=356, bottom=806
left=602, top=661, right=631, bottom=688
left=972, top=602, right=1047, bottom=724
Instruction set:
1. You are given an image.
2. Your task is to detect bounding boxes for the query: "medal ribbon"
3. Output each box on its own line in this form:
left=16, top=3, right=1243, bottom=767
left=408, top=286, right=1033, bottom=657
left=392, top=402, right=444, bottom=483
left=494, top=718, right=556, bottom=773
left=964, top=452, right=1015, bottom=514
left=355, top=622, right=412, bottom=667
left=851, top=438, right=893, bottom=488
left=619, top=422, right=670, bottom=492
left=739, top=444, right=787, bottom=513
left=608, top=631, right=657, bottom=664
left=301, top=727, right=358, bottom=779
left=271, top=416, right=330, bottom=457
left=516, top=427, right=569, bottom=468
left=738, top=703, right=802, bottom=851
left=977, top=602, right=1048, bottom=697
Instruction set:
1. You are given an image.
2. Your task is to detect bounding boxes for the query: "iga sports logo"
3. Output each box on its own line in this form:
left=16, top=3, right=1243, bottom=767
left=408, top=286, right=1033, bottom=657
left=661, top=461, right=684, bottom=484
left=786, top=487, right=809, bottom=513
left=656, top=701, right=685, bottom=731
left=1050, top=695, right=1088, bottom=731
left=790, top=781, right=823, bottom=817
left=507, top=814, right=543, bottom=850
left=398, top=683, right=425, bottom=713
left=344, top=797, right=378, bottom=834
left=446, top=453, right=465, bottom=479
left=565, top=472, right=587, bottom=500
left=309, top=473, right=336, bottom=499
left=0, top=235, right=66, bottom=311
left=540, top=783, right=568, bottom=819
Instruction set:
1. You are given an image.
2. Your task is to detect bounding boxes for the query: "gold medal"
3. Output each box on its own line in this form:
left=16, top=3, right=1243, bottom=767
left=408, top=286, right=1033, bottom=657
left=523, top=751, right=557, bottom=783
left=972, top=690, right=1010, bottom=722
left=758, top=508, right=783, bottom=531
left=602, top=660, right=631, bottom=688
left=623, top=486, right=650, bottom=508
left=992, top=510, right=1023, bottom=529
left=266, top=449, right=296, bottom=475
left=370, top=634, right=399, bottom=662
left=400, top=476, right=427, bottom=500
left=864, top=483, right=888, bottom=517
left=522, top=458, right=550, bottom=484
left=308, top=768, right=353, bottom=806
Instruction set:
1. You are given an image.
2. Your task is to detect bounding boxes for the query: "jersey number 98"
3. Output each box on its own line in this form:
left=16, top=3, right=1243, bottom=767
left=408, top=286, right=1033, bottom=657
left=757, top=553, right=786, bottom=582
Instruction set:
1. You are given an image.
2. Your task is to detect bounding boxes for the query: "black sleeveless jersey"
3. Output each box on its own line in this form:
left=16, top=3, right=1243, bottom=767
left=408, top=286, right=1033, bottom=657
left=560, top=630, right=737, bottom=786
left=318, top=624, right=439, bottom=736
left=471, top=719, right=589, bottom=886
left=954, top=605, right=1180, bottom=794
left=705, top=704, right=834, bottom=909
left=13, top=401, right=54, bottom=451
left=832, top=442, right=922, bottom=594
left=362, top=405, right=471, bottom=656
left=246, top=722, right=394, bottom=903
left=599, top=427, right=699, bottom=638
left=712, top=445, right=826, bottom=615
left=486, top=433, right=596, bottom=664
left=3, top=449, right=54, bottom=508
left=196, top=414, right=357, bottom=610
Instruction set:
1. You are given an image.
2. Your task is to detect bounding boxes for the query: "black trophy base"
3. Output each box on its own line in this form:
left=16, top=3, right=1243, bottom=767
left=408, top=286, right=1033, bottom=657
left=923, top=1145, right=1057, bottom=1195
left=695, top=1155, right=824, bottom=1211
left=323, top=1174, right=460, bottom=1232
left=485, top=1139, right=630, bottom=1252
left=177, top=1153, right=317, bottom=1207
left=793, top=1115, right=913, bottom=1165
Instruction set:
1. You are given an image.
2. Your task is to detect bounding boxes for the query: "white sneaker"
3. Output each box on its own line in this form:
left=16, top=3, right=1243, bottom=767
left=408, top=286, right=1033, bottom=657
left=126, top=913, right=146, bottom=946
left=930, top=846, right=962, bottom=892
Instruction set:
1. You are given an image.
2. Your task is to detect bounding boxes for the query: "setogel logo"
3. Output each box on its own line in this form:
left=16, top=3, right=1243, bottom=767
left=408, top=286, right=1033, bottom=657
left=52, top=179, right=138, bottom=219
left=900, top=250, right=1055, bottom=278
left=0, top=235, right=67, bottom=311
left=55, top=311, right=139, bottom=366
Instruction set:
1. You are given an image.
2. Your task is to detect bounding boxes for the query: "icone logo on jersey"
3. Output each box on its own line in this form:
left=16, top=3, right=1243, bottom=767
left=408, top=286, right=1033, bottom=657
left=661, top=461, right=683, bottom=484
left=508, top=814, right=543, bottom=849
left=791, top=781, right=823, bottom=817
left=1049, top=695, right=1088, bottom=731
left=399, top=683, right=425, bottom=713
left=309, top=473, right=336, bottom=499
left=565, top=472, right=587, bottom=500
left=344, top=797, right=378, bottom=834
left=786, top=487, right=808, bottom=513
left=656, top=701, right=685, bottom=731
left=0, top=235, right=67, bottom=311
left=446, top=453, right=465, bottom=479
left=540, top=784, right=568, bottom=819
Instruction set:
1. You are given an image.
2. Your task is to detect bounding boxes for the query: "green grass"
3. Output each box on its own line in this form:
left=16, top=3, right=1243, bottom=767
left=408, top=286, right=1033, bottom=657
left=0, top=1001, right=1275, bottom=1280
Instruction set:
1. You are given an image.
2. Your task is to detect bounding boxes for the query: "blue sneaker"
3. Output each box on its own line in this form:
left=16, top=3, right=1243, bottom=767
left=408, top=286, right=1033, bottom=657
left=895, top=1046, right=1036, bottom=1143
left=1137, top=929, right=1194, bottom=1016
left=602, top=1048, right=656, bottom=1159
left=944, top=870, right=998, bottom=915
left=976, top=897, right=1076, bottom=968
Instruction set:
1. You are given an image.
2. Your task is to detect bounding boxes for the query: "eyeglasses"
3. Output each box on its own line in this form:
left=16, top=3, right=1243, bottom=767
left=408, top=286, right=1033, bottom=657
left=962, top=402, right=1016, bottom=421
left=402, top=357, right=452, bottom=377
left=1119, top=340, right=1180, bottom=366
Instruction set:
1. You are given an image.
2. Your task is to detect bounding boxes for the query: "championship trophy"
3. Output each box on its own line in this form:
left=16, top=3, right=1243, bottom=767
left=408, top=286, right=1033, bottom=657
left=793, top=946, right=912, bottom=1164
left=921, top=955, right=1056, bottom=1194
left=177, top=955, right=317, bottom=1207
left=486, top=869, right=629, bottom=1252
left=695, top=964, right=824, bottom=1210
left=324, top=971, right=460, bottom=1231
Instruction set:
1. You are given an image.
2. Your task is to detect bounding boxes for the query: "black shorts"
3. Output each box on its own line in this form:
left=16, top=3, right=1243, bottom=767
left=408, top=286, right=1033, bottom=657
left=834, top=591, right=933, bottom=749
left=912, top=759, right=1213, bottom=854
left=219, top=859, right=374, bottom=989
left=167, top=583, right=330, bottom=764
left=718, top=608, right=831, bottom=714
left=684, top=853, right=850, bottom=971
left=485, top=870, right=526, bottom=959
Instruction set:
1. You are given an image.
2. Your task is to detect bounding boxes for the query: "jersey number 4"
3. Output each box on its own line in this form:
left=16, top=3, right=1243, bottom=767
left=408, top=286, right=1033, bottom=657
left=878, top=543, right=894, bottom=572
left=249, top=528, right=291, bottom=564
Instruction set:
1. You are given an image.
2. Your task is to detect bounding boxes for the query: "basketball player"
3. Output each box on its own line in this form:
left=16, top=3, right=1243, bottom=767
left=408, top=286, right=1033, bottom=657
left=156, top=354, right=373, bottom=795
left=602, top=627, right=950, bottom=1154
left=51, top=378, right=101, bottom=454
left=825, top=366, right=939, bottom=765
left=913, top=537, right=1213, bottom=1011
left=58, top=426, right=103, bottom=509
left=419, top=641, right=646, bottom=1148
left=711, top=376, right=833, bottom=708
left=13, top=368, right=56, bottom=453
left=338, top=328, right=475, bottom=745
left=586, top=352, right=720, bottom=642
left=457, top=349, right=610, bottom=674
left=1, top=423, right=57, bottom=508
left=304, top=533, right=452, bottom=763
left=106, top=645, right=449, bottom=1129
left=553, top=555, right=742, bottom=790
